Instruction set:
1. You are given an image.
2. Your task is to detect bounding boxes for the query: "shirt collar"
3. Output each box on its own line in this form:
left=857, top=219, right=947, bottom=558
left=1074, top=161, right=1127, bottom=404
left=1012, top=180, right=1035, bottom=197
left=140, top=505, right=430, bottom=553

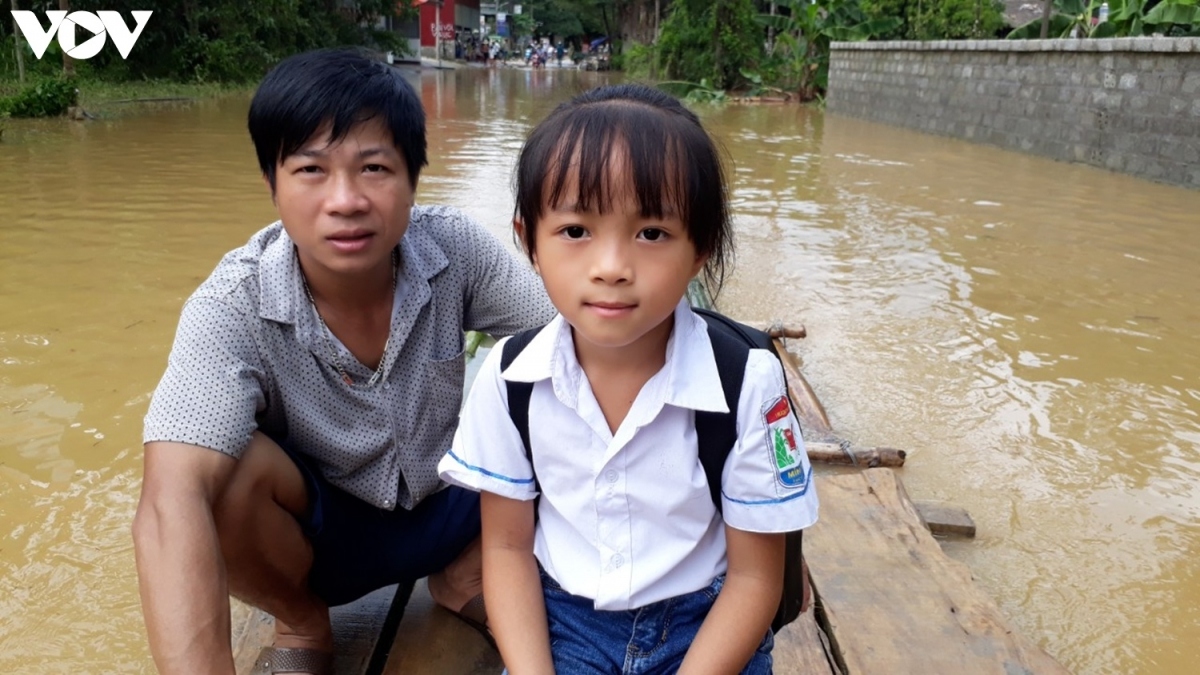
left=256, top=216, right=450, bottom=325
left=500, top=298, right=728, bottom=414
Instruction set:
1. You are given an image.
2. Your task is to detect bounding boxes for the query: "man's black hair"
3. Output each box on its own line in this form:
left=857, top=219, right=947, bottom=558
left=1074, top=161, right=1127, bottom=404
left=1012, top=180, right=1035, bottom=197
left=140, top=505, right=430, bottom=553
left=514, top=83, right=733, bottom=290
left=248, top=48, right=427, bottom=190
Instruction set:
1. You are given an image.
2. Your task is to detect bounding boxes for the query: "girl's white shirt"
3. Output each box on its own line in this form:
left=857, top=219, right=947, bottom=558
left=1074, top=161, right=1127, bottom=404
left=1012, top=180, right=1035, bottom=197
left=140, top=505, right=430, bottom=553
left=438, top=300, right=819, bottom=611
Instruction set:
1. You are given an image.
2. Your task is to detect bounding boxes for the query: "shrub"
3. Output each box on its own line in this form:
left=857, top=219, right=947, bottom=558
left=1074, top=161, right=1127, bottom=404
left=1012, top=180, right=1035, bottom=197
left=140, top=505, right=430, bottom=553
left=2, top=78, right=79, bottom=118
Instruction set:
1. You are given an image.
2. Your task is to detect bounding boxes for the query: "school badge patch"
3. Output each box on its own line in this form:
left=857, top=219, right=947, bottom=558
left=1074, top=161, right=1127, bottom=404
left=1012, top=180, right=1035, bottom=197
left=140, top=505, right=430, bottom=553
left=763, top=396, right=808, bottom=490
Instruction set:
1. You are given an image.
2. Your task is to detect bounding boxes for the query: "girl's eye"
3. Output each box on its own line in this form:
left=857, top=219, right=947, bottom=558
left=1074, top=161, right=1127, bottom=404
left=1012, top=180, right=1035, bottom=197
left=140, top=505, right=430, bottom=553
left=563, top=226, right=586, bottom=239
left=639, top=228, right=667, bottom=241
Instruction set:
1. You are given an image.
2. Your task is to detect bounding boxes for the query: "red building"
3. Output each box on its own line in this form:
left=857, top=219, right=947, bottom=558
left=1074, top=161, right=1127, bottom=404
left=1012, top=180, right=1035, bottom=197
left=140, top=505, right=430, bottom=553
left=413, top=0, right=481, bottom=58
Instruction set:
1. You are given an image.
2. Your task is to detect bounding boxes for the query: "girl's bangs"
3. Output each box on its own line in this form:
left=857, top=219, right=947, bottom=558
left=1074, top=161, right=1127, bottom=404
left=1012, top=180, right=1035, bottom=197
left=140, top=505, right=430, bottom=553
left=542, top=108, right=689, bottom=221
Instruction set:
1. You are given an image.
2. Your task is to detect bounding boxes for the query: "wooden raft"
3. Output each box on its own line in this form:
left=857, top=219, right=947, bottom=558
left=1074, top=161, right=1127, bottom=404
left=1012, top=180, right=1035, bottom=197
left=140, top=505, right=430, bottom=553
left=229, top=323, right=1055, bottom=673
left=801, top=468, right=1069, bottom=675
left=375, top=468, right=1067, bottom=675
left=231, top=584, right=407, bottom=674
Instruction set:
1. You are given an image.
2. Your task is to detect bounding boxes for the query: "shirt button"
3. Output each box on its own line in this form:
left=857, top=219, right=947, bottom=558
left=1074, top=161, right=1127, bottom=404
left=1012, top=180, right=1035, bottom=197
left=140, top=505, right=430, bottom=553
left=605, top=469, right=618, bottom=483
left=611, top=554, right=624, bottom=568
left=382, top=499, right=393, bottom=508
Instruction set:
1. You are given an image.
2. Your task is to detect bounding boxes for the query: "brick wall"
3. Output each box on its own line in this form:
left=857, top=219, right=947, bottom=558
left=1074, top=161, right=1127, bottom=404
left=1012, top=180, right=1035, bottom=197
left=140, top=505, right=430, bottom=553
left=828, top=38, right=1200, bottom=189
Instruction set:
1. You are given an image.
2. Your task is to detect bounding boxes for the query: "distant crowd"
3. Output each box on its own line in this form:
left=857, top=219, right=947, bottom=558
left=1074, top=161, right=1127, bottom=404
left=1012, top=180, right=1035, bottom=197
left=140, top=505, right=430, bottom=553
left=454, top=34, right=594, bottom=69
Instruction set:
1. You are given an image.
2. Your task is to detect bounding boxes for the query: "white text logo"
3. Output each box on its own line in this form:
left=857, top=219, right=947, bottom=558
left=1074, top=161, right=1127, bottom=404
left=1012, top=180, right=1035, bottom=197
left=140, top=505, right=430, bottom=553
left=11, top=11, right=152, bottom=60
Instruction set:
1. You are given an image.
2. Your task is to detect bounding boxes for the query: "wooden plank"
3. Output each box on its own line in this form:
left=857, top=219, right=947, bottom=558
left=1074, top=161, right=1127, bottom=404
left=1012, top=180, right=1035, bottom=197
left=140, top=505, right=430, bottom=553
left=773, top=338, right=834, bottom=437
left=913, top=500, right=978, bottom=538
left=773, top=605, right=840, bottom=675
left=231, top=584, right=404, bottom=675
left=381, top=579, right=502, bottom=675
left=805, top=469, right=1069, bottom=675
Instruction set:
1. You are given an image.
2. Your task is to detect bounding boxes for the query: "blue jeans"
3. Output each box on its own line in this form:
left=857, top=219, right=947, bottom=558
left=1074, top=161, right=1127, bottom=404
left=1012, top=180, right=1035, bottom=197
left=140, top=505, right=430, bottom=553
left=539, top=570, right=774, bottom=674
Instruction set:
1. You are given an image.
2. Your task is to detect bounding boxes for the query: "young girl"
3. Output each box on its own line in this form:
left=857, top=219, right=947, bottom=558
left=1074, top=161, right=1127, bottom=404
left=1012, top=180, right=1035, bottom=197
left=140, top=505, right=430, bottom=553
left=438, top=84, right=818, bottom=674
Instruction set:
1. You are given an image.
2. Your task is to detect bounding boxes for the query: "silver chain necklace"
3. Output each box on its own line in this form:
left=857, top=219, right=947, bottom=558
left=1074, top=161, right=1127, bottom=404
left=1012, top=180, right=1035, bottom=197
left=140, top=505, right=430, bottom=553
left=301, top=249, right=398, bottom=387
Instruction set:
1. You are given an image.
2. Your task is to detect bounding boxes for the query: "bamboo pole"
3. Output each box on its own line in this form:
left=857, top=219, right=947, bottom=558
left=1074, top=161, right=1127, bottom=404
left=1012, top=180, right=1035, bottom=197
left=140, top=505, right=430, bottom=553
left=805, top=441, right=907, bottom=468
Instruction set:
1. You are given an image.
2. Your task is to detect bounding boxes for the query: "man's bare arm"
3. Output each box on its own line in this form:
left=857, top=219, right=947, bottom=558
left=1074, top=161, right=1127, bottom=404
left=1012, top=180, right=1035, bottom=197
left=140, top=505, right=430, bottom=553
left=132, top=441, right=237, bottom=675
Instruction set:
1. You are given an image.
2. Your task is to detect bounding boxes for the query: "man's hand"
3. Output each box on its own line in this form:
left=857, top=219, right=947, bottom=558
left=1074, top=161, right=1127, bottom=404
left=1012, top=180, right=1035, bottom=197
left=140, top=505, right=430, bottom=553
left=132, top=441, right=237, bottom=675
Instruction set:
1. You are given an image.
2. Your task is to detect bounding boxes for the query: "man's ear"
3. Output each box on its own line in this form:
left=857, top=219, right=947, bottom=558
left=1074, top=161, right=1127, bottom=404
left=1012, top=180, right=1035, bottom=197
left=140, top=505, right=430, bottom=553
left=512, top=218, right=526, bottom=246
left=513, top=218, right=539, bottom=273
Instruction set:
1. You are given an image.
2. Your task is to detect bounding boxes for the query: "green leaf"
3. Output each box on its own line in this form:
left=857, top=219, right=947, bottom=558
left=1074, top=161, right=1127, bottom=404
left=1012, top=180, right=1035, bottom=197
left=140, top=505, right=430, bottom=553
left=1144, top=1, right=1200, bottom=24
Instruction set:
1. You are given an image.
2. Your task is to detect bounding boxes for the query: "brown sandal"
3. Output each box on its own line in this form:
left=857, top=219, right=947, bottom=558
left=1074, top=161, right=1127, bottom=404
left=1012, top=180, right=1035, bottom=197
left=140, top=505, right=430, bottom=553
left=252, top=646, right=334, bottom=675
left=449, top=593, right=497, bottom=651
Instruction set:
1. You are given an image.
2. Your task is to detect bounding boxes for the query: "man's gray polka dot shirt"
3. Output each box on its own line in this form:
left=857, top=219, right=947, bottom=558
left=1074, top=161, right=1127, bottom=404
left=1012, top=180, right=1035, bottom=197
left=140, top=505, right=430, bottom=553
left=143, top=205, right=556, bottom=510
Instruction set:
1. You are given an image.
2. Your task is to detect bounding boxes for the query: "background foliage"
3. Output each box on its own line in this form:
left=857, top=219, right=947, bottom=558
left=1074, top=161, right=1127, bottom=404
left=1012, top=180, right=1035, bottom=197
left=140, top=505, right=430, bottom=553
left=1006, top=0, right=1199, bottom=38
left=861, top=0, right=1007, bottom=39
left=2, top=0, right=414, bottom=83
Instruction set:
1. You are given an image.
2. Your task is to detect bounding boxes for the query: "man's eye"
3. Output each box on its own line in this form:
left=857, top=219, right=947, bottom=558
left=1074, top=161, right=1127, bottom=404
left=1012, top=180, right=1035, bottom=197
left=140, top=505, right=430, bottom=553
left=564, top=226, right=586, bottom=239
left=298, top=165, right=322, bottom=174
left=364, top=164, right=387, bottom=173
left=640, top=228, right=666, bottom=241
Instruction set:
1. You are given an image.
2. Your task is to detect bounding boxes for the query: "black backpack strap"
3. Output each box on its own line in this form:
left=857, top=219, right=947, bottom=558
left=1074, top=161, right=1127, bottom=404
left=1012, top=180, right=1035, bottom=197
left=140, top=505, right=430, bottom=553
left=693, top=313, right=751, bottom=512
left=692, top=308, right=810, bottom=632
left=500, top=328, right=542, bottom=464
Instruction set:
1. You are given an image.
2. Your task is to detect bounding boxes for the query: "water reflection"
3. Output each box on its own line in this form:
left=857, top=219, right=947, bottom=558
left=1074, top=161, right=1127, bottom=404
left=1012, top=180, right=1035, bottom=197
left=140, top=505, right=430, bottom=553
left=1, top=67, right=1198, bottom=673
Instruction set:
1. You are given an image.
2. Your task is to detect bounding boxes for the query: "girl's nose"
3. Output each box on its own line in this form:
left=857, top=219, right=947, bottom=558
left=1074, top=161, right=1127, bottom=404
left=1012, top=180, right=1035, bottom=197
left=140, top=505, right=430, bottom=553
left=590, top=239, right=633, bottom=284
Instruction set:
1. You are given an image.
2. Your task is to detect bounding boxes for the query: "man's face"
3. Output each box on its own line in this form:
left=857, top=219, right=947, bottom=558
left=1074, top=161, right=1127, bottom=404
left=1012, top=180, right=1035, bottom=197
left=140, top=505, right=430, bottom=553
left=271, top=119, right=415, bottom=279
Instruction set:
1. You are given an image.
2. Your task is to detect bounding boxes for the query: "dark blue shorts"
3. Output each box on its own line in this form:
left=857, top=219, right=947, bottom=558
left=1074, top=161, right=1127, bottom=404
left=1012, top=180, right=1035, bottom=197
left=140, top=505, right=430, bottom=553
left=282, top=442, right=481, bottom=608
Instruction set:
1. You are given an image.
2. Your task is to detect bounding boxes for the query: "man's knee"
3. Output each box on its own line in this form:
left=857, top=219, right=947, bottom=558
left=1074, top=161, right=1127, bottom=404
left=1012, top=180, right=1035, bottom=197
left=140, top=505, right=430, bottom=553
left=213, top=432, right=308, bottom=546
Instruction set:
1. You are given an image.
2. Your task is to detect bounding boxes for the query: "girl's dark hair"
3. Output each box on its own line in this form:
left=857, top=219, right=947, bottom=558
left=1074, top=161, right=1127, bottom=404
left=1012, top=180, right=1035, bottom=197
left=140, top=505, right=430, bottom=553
left=514, top=83, right=733, bottom=291
left=248, top=48, right=427, bottom=191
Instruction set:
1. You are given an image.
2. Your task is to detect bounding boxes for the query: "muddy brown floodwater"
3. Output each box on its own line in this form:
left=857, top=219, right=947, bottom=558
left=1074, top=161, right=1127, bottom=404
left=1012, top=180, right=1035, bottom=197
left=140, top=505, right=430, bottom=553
left=1, top=66, right=1197, bottom=673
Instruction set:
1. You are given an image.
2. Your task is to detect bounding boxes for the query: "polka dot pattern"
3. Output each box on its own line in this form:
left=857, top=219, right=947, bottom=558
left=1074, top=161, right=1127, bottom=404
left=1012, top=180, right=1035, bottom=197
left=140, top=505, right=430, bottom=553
left=144, top=205, right=556, bottom=510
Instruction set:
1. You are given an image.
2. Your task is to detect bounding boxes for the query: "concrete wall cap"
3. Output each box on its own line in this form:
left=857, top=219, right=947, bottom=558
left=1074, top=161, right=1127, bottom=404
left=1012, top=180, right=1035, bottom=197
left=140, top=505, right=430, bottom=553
left=830, top=37, right=1200, bottom=54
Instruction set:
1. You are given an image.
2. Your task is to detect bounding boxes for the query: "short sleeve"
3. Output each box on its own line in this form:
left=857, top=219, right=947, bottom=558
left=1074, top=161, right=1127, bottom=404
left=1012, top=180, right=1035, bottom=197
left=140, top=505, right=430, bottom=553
left=438, top=339, right=539, bottom=501
left=142, top=297, right=266, bottom=457
left=456, top=212, right=557, bottom=337
left=720, top=350, right=819, bottom=533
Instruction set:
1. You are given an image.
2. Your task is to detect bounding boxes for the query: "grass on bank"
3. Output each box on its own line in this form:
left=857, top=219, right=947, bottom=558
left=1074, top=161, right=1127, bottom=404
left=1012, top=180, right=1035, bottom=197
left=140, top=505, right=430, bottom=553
left=0, top=77, right=252, bottom=119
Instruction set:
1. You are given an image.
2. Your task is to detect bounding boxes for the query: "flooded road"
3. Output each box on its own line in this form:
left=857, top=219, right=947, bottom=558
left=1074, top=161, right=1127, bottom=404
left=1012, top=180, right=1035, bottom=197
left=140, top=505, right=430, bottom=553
left=2, top=67, right=1198, bottom=673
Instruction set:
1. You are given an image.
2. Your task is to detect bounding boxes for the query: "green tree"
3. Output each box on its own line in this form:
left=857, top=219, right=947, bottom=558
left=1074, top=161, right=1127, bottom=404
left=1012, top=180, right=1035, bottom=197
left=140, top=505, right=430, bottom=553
left=508, top=0, right=613, bottom=43
left=760, top=0, right=900, bottom=100
left=862, top=0, right=1007, bottom=39
left=1007, top=0, right=1200, bottom=38
left=658, top=0, right=763, bottom=90
left=3, top=0, right=416, bottom=83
